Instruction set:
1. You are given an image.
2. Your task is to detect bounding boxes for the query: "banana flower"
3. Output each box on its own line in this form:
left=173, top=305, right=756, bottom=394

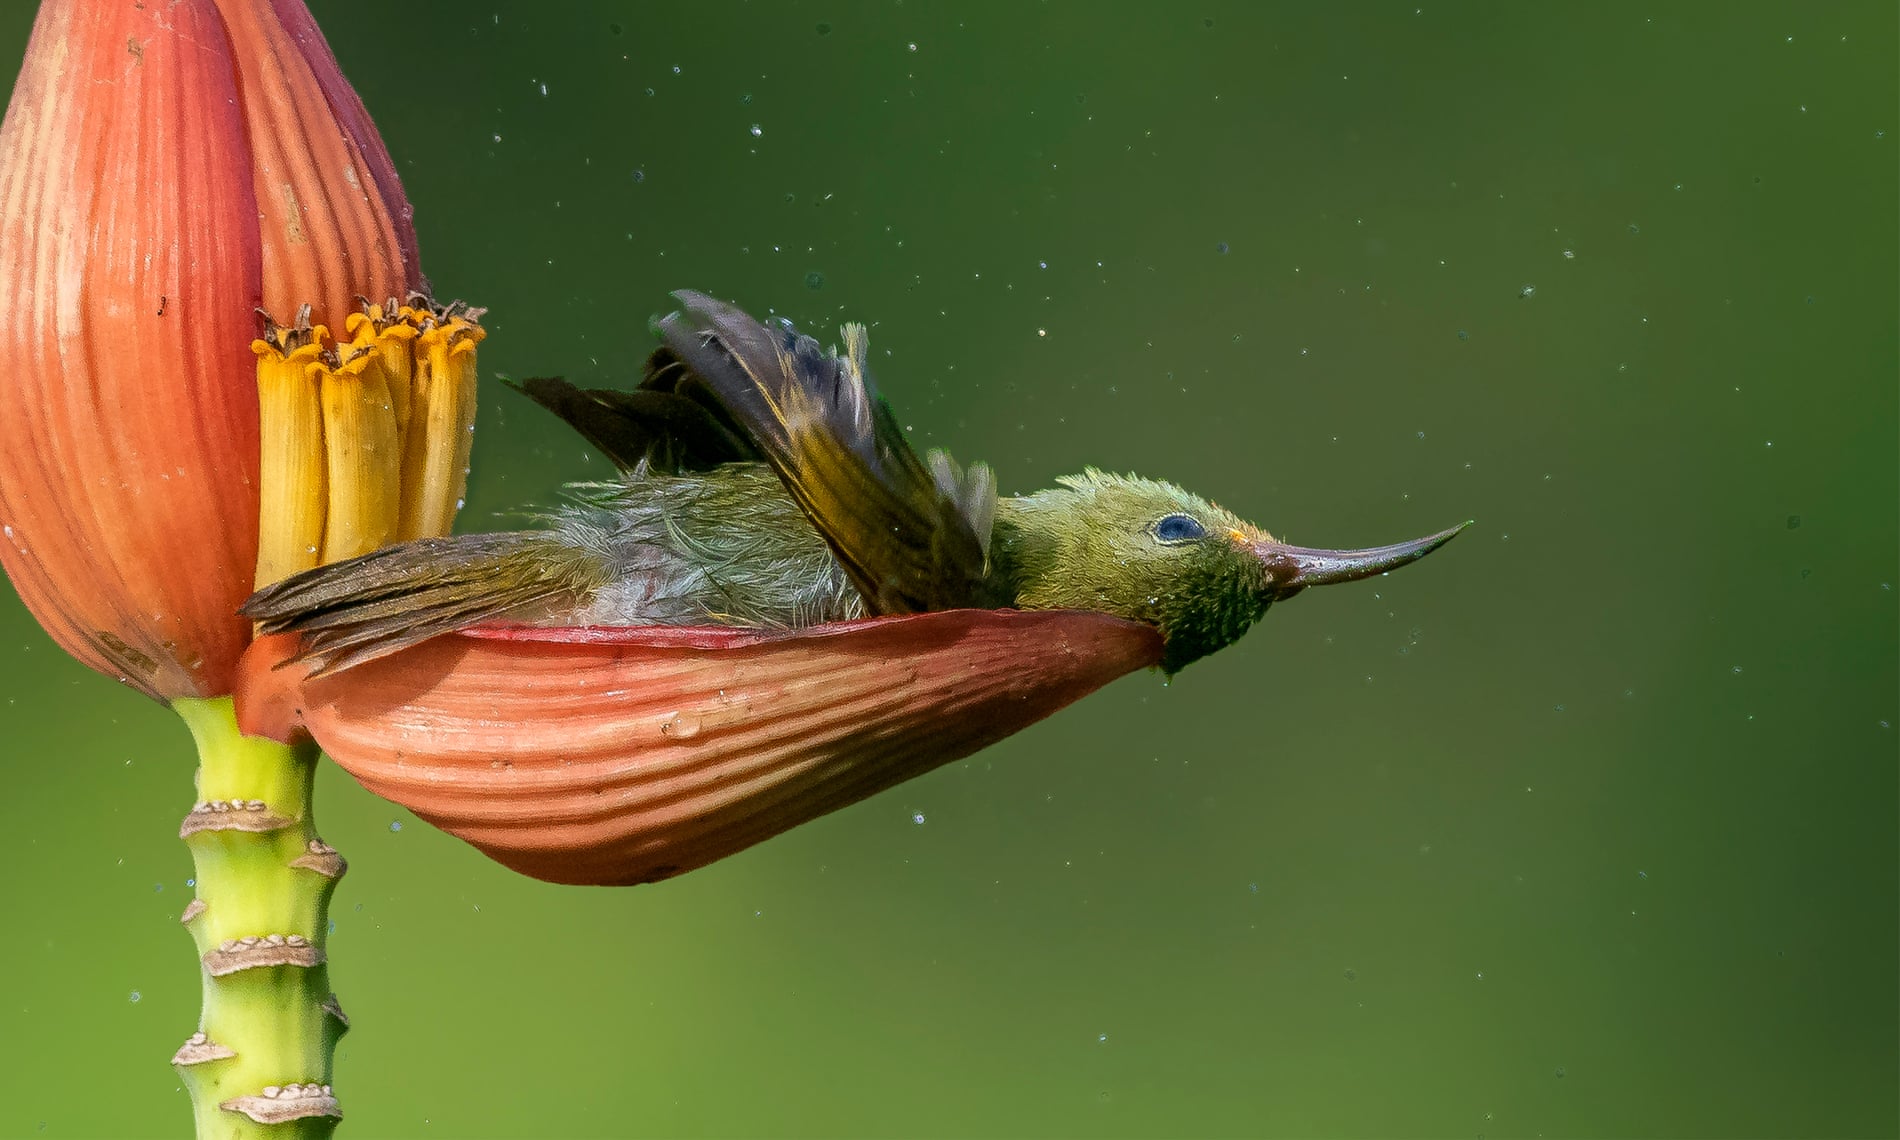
left=0, top=0, right=475, bottom=1131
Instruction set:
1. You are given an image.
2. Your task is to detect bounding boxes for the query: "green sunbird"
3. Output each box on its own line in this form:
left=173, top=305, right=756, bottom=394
left=244, top=291, right=1466, bottom=674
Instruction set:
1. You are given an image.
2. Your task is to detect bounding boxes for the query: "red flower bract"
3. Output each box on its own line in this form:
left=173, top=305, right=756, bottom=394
left=0, top=0, right=418, bottom=700
left=237, top=610, right=1163, bottom=885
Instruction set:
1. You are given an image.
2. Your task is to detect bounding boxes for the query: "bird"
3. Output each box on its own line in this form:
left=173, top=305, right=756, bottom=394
left=242, top=290, right=1467, bottom=676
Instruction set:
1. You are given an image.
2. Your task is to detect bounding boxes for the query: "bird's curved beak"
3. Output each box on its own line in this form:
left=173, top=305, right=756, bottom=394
left=1250, top=521, right=1471, bottom=600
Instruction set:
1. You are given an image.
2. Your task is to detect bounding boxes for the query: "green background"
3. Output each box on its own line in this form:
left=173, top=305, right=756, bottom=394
left=2, top=2, right=1895, bottom=1136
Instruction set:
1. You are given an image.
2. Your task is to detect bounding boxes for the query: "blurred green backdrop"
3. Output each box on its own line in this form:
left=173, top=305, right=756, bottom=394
left=1, top=2, right=1894, bottom=1136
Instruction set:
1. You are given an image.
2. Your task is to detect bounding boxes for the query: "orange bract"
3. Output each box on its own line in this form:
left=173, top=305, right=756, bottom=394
left=237, top=610, right=1163, bottom=885
left=218, top=0, right=419, bottom=331
left=0, top=0, right=419, bottom=699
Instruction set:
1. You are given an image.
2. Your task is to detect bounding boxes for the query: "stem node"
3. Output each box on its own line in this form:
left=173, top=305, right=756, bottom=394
left=221, top=1085, right=343, bottom=1125
left=180, top=800, right=296, bottom=836
left=172, top=1032, right=238, bottom=1067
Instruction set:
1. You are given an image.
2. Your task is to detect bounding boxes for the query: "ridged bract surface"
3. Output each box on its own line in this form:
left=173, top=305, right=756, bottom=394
left=239, top=610, right=1162, bottom=885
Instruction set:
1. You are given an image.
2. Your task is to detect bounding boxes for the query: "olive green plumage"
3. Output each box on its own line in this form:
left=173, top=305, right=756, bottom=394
left=244, top=291, right=1464, bottom=676
left=994, top=472, right=1273, bottom=673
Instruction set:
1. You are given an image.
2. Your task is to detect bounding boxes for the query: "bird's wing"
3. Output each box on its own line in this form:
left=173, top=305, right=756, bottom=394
left=506, top=349, right=759, bottom=474
left=651, top=289, right=997, bottom=614
left=241, top=533, right=597, bottom=675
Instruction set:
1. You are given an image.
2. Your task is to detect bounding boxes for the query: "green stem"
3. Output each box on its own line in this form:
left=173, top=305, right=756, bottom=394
left=170, top=697, right=347, bottom=1138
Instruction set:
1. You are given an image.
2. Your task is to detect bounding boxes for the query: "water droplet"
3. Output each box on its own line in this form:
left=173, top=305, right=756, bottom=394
left=1519, top=284, right=1536, bottom=298
left=1554, top=1066, right=1567, bottom=1078
left=1097, top=1032, right=1108, bottom=1043
left=128, top=990, right=142, bottom=1003
left=749, top=123, right=763, bottom=138
left=805, top=270, right=826, bottom=290
left=1732, top=665, right=1743, bottom=674
left=1456, top=329, right=1469, bottom=341
left=740, top=92, right=753, bottom=105
left=608, top=22, right=623, bottom=35
left=1215, top=241, right=1229, bottom=254
left=911, top=811, right=927, bottom=825
left=631, top=168, right=645, bottom=183
left=1343, top=967, right=1358, bottom=981
left=660, top=712, right=702, bottom=739
left=644, top=87, right=655, bottom=97
left=907, top=42, right=918, bottom=52
left=1561, top=248, right=1575, bottom=259
left=185, top=878, right=195, bottom=888
left=389, top=820, right=403, bottom=833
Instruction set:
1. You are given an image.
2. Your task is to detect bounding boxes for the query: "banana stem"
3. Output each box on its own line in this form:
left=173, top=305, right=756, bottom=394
left=170, top=697, right=347, bottom=1138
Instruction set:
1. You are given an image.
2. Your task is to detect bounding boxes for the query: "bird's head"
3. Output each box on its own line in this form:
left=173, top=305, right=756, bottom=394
left=998, top=470, right=1467, bottom=673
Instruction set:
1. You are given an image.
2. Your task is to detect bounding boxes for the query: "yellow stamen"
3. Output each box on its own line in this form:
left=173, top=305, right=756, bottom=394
left=397, top=314, right=484, bottom=542
left=253, top=330, right=328, bottom=588
left=318, top=349, right=402, bottom=563
left=253, top=298, right=483, bottom=589
left=343, top=306, right=417, bottom=446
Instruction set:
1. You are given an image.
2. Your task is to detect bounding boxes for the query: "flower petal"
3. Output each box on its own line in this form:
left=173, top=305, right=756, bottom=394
left=0, top=0, right=263, bottom=698
left=238, top=610, right=1162, bottom=885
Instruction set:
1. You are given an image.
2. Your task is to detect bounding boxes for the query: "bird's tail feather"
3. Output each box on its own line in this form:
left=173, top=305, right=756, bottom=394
left=241, top=533, right=596, bottom=676
left=504, top=369, right=758, bottom=475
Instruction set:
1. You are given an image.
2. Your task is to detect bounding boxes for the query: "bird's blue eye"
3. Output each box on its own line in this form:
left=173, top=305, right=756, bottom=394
left=1154, top=514, right=1207, bottom=543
